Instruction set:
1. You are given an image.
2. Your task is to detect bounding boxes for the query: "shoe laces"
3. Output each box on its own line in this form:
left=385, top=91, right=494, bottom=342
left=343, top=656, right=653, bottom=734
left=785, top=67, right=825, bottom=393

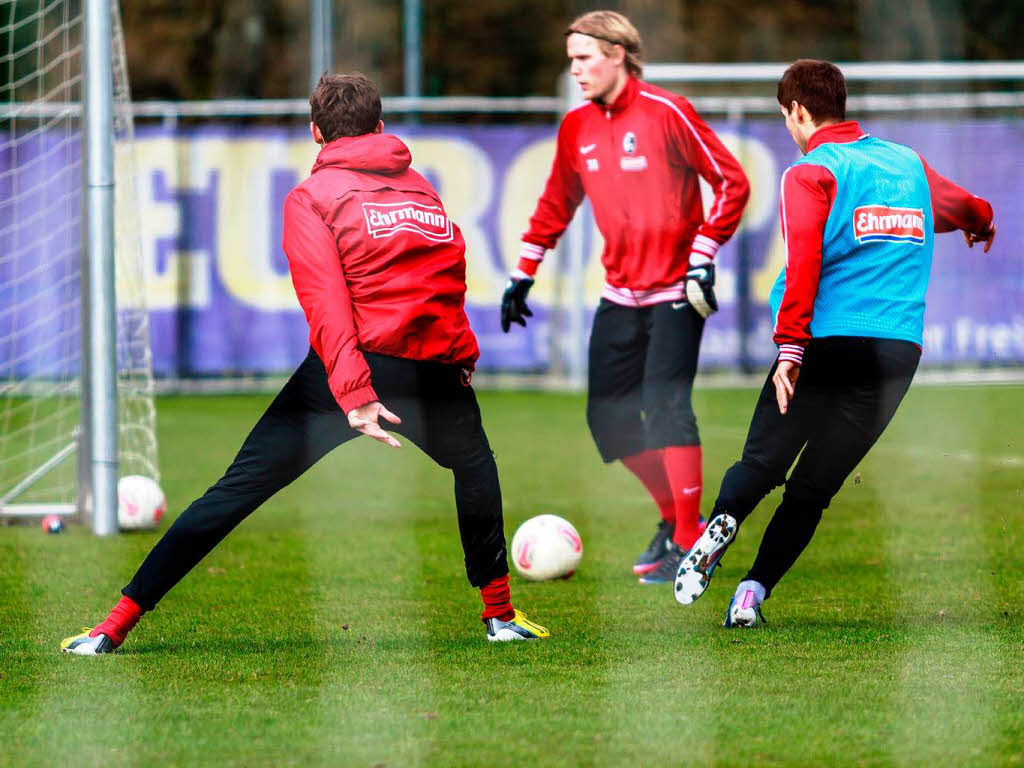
left=646, top=519, right=674, bottom=551
left=648, top=543, right=685, bottom=579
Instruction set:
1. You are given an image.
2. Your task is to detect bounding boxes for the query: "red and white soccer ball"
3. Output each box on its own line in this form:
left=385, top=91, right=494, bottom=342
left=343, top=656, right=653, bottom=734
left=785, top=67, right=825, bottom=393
left=40, top=514, right=64, bottom=534
left=117, top=475, right=166, bottom=531
left=511, top=514, right=583, bottom=581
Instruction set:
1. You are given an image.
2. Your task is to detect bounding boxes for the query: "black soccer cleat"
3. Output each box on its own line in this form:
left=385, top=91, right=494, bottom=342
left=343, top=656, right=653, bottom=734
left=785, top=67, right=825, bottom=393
left=638, top=541, right=686, bottom=584
left=633, top=519, right=675, bottom=575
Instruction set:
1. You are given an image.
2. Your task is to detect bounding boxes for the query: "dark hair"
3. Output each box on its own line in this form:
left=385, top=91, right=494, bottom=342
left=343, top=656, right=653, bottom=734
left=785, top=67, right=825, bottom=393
left=309, top=72, right=382, bottom=143
left=777, top=59, right=847, bottom=122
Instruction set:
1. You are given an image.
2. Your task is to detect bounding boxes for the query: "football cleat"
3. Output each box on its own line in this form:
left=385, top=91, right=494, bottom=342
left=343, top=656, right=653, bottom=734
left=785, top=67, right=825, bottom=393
left=674, top=513, right=737, bottom=606
left=60, top=627, right=118, bottom=655
left=638, top=541, right=685, bottom=584
left=724, top=589, right=766, bottom=628
left=485, top=610, right=550, bottom=642
left=633, top=519, right=675, bottom=575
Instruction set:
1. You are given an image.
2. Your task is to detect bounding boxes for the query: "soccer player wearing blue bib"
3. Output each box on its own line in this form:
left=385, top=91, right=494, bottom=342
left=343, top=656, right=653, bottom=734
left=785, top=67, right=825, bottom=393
left=672, top=60, right=995, bottom=627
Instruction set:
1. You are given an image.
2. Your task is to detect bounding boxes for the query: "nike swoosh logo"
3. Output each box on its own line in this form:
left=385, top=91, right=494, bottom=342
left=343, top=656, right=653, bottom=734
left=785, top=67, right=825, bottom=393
left=682, top=486, right=701, bottom=496
left=671, top=301, right=687, bottom=310
left=580, top=144, right=597, bottom=154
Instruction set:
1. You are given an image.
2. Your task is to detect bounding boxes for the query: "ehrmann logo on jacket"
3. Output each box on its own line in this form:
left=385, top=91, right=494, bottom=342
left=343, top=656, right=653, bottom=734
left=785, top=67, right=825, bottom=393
left=363, top=202, right=454, bottom=241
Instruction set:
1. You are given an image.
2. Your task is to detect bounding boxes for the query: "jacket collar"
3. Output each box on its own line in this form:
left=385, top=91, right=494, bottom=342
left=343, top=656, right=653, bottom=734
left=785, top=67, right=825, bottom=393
left=594, top=74, right=639, bottom=114
left=806, top=121, right=868, bottom=153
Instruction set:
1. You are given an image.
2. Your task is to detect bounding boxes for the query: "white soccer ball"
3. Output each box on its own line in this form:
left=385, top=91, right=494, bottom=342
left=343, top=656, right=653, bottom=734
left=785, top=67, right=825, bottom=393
left=510, top=514, right=583, bottom=581
left=117, top=475, right=166, bottom=531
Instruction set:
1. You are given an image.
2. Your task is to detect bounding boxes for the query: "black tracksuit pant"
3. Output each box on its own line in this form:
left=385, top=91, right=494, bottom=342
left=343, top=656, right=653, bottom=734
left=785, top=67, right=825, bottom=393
left=123, top=348, right=507, bottom=611
left=712, top=337, right=921, bottom=597
left=586, top=298, right=706, bottom=462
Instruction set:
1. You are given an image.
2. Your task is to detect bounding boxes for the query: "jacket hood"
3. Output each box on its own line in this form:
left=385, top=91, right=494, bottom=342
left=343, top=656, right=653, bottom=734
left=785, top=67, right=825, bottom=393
left=311, top=133, right=412, bottom=175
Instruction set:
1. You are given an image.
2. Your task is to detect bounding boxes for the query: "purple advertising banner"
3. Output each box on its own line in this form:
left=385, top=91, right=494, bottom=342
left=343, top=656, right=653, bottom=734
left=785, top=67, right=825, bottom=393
left=1, top=119, right=1021, bottom=379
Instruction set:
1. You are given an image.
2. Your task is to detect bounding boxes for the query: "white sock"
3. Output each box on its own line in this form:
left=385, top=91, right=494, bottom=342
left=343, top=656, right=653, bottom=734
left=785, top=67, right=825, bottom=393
left=734, top=579, right=766, bottom=605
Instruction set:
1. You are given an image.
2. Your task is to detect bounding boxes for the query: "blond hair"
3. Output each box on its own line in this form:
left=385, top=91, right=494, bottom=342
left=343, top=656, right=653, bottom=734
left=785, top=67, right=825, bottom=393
left=566, top=10, right=643, bottom=77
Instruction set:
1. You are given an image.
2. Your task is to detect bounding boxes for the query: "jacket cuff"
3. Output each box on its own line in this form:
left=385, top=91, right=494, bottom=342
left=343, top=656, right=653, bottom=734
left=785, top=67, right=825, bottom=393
left=515, top=258, right=539, bottom=277
left=517, top=242, right=544, bottom=276
left=511, top=267, right=535, bottom=280
left=777, top=343, right=805, bottom=366
left=689, top=234, right=720, bottom=261
left=337, top=384, right=379, bottom=414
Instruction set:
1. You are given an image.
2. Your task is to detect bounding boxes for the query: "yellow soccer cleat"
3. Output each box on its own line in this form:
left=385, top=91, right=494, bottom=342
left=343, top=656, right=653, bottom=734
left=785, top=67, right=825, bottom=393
left=485, top=610, right=550, bottom=642
left=60, top=627, right=118, bottom=655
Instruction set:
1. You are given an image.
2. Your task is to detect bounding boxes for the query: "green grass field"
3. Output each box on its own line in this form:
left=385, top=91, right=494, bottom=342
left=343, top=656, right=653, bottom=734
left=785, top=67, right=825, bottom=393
left=2, top=384, right=1023, bottom=766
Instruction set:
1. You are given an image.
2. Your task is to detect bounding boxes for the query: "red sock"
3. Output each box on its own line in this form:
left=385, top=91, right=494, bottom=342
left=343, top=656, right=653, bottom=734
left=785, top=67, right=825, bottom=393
left=664, top=445, right=703, bottom=548
left=480, top=574, right=515, bottom=622
left=622, top=448, right=675, bottom=523
left=91, top=595, right=144, bottom=646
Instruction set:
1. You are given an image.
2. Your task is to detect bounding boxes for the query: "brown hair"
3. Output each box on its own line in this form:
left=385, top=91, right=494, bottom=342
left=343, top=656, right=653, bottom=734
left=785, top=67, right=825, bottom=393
left=777, top=59, right=847, bottom=122
left=566, top=10, right=643, bottom=77
left=309, top=72, right=382, bottom=143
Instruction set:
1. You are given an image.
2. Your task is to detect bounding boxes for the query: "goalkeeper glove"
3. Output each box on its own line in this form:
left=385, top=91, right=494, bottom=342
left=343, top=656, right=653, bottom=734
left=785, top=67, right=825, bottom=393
left=500, top=276, right=534, bottom=332
left=685, top=260, right=718, bottom=319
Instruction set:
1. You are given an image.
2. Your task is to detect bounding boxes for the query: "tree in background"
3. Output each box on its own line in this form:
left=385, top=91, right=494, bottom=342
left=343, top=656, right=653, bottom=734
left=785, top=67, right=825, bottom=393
left=119, top=0, right=1024, bottom=101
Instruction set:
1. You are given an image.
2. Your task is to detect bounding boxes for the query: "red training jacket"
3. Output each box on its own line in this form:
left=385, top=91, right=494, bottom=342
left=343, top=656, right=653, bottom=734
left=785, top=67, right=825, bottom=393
left=519, top=75, right=750, bottom=307
left=282, top=133, right=479, bottom=413
left=775, top=121, right=995, bottom=363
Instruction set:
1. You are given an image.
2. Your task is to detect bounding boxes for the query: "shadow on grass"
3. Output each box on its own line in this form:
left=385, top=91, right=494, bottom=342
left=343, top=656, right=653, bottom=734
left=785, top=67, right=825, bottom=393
left=116, top=629, right=522, bottom=657
left=749, top=613, right=1009, bottom=634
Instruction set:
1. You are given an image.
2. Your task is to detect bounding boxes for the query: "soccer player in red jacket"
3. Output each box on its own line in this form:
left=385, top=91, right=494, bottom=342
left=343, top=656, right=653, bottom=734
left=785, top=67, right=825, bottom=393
left=61, top=74, right=549, bottom=654
left=501, top=11, right=750, bottom=583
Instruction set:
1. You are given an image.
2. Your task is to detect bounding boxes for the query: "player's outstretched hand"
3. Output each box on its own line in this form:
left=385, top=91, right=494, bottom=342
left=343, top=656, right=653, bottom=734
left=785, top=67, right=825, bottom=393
left=347, top=401, right=402, bottom=448
left=685, top=261, right=718, bottom=319
left=500, top=276, right=534, bottom=332
left=963, top=223, right=996, bottom=253
left=773, top=359, right=801, bottom=415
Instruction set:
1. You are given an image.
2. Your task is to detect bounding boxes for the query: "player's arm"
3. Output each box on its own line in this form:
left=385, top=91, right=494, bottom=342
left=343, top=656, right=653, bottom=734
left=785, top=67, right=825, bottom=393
left=771, top=164, right=836, bottom=413
left=282, top=189, right=400, bottom=447
left=519, top=117, right=586, bottom=276
left=502, top=119, right=586, bottom=332
left=667, top=96, right=751, bottom=317
left=669, top=96, right=751, bottom=256
left=917, top=153, right=995, bottom=251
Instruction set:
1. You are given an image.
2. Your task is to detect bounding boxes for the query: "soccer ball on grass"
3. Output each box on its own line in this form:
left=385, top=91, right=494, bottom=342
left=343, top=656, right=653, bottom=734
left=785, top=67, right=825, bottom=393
left=510, top=514, right=583, bottom=581
left=118, top=475, right=166, bottom=530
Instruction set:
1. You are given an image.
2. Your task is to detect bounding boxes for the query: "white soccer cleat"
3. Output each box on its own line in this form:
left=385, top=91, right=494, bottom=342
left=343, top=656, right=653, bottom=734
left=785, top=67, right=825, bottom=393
left=60, top=628, right=118, bottom=655
left=674, top=513, right=737, bottom=605
left=485, top=610, right=550, bottom=642
left=724, top=589, right=766, bottom=628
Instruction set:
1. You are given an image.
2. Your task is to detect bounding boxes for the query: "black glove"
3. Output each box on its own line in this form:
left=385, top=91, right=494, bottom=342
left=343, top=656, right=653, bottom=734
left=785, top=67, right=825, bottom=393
left=500, top=276, right=534, bottom=332
left=685, top=261, right=718, bottom=319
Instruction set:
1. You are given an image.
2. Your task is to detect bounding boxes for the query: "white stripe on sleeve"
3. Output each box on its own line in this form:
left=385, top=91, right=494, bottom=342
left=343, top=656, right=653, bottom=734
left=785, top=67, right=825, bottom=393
left=640, top=90, right=729, bottom=227
left=777, top=344, right=804, bottom=365
left=690, top=234, right=720, bottom=258
left=773, top=167, right=795, bottom=336
left=519, top=242, right=546, bottom=261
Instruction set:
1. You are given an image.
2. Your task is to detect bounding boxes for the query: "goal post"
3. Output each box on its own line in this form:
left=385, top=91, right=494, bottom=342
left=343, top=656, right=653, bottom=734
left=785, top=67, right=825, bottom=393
left=82, top=0, right=118, bottom=535
left=0, top=0, right=157, bottom=533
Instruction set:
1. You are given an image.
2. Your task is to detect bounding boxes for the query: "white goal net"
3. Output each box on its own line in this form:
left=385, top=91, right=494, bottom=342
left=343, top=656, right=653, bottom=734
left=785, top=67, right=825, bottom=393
left=0, top=0, right=156, bottom=518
